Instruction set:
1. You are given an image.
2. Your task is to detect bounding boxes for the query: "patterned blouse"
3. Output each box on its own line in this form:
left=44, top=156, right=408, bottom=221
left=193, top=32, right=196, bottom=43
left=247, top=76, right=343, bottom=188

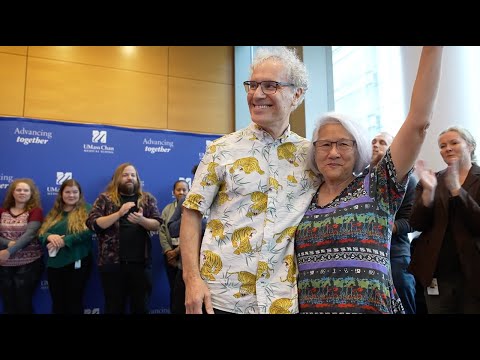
left=183, top=122, right=320, bottom=314
left=295, top=149, right=409, bottom=314
left=0, top=207, right=43, bottom=267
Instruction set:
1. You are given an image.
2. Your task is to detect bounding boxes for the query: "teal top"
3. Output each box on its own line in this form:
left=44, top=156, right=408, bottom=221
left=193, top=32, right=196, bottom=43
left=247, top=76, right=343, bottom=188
left=39, top=204, right=94, bottom=268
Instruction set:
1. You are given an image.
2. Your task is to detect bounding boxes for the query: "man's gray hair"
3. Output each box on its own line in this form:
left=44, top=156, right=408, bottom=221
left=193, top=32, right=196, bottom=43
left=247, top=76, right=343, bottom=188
left=251, top=46, right=308, bottom=109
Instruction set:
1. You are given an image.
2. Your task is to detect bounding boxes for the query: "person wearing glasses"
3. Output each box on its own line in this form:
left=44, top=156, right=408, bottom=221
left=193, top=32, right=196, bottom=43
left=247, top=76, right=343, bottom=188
left=180, top=47, right=320, bottom=314
left=294, top=46, right=444, bottom=314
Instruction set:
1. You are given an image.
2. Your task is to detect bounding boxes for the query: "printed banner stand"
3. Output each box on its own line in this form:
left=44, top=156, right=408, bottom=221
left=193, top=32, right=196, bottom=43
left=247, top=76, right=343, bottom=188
left=0, top=116, right=220, bottom=314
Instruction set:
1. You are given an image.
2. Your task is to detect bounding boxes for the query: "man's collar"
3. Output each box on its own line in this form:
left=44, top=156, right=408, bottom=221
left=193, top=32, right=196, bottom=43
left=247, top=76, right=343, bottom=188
left=249, top=122, right=291, bottom=142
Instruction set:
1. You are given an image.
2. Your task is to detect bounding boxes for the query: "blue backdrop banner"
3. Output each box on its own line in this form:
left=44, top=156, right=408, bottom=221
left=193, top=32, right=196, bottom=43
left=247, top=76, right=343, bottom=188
left=0, top=116, right=220, bottom=314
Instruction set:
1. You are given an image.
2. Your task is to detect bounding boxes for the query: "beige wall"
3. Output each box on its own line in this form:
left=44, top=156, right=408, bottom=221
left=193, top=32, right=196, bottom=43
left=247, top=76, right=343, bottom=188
left=0, top=46, right=234, bottom=135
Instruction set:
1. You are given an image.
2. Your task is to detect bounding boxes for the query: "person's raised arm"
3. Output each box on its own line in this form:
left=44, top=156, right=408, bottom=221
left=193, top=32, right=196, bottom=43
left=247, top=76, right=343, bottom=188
left=180, top=207, right=213, bottom=314
left=390, top=46, right=444, bottom=181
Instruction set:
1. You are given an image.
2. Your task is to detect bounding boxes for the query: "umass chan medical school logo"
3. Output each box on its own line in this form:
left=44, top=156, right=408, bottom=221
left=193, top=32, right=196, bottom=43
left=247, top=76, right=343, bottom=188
left=83, top=130, right=115, bottom=154
left=92, top=130, right=107, bottom=143
left=46, top=172, right=73, bottom=196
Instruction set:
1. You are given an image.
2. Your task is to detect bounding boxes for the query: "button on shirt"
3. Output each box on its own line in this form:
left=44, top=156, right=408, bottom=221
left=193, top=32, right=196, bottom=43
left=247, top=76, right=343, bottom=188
left=183, top=122, right=320, bottom=314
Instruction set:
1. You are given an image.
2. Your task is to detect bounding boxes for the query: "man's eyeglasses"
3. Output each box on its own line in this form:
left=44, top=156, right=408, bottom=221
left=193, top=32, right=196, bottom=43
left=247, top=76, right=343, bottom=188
left=314, top=139, right=356, bottom=153
left=243, top=80, right=295, bottom=95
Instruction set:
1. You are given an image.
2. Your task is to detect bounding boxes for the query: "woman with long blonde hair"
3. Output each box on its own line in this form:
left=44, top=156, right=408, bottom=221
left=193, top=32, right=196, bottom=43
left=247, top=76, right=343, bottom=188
left=39, top=179, right=93, bottom=314
left=409, top=126, right=480, bottom=313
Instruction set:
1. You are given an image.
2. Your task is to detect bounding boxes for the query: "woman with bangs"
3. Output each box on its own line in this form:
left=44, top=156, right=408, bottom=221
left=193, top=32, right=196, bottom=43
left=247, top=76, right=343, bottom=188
left=295, top=47, right=444, bottom=314
left=39, top=179, right=93, bottom=314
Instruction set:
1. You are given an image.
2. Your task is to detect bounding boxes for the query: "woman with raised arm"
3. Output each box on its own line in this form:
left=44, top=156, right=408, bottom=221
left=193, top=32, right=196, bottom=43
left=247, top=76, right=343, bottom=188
left=295, top=46, right=444, bottom=314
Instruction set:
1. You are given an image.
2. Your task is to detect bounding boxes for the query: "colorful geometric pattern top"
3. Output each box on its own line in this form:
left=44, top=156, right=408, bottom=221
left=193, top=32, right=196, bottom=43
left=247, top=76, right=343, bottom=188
left=183, top=122, right=320, bottom=314
left=295, top=149, right=409, bottom=314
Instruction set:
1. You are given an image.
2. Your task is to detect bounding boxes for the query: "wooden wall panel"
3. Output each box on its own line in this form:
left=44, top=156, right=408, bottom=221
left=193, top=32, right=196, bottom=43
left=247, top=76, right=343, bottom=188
left=28, top=46, right=169, bottom=75
left=0, top=53, right=27, bottom=117
left=169, top=46, right=233, bottom=84
left=24, top=57, right=168, bottom=129
left=0, top=46, right=234, bottom=134
left=168, top=77, right=233, bottom=134
left=0, top=46, right=28, bottom=55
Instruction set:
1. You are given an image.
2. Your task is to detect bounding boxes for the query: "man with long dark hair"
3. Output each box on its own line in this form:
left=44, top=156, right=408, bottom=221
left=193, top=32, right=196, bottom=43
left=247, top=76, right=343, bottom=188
left=86, top=163, right=162, bottom=314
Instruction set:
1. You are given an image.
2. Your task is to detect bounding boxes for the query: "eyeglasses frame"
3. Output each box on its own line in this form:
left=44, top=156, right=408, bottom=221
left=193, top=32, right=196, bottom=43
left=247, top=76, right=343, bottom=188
left=313, top=139, right=357, bottom=152
left=243, top=80, right=296, bottom=95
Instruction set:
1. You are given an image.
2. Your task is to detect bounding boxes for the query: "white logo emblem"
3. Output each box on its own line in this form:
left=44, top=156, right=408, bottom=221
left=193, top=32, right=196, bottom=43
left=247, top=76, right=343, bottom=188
left=92, top=130, right=107, bottom=143
left=84, top=308, right=100, bottom=314
left=56, top=172, right=72, bottom=185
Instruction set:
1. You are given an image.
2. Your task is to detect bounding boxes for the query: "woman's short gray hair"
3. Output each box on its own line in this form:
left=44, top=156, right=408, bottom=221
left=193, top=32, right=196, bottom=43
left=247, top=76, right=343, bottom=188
left=307, top=112, right=371, bottom=179
left=439, top=125, right=477, bottom=163
left=251, top=46, right=308, bottom=109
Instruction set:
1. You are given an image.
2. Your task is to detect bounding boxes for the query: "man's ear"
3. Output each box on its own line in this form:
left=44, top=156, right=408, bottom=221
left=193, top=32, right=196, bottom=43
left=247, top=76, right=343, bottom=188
left=292, top=88, right=303, bottom=106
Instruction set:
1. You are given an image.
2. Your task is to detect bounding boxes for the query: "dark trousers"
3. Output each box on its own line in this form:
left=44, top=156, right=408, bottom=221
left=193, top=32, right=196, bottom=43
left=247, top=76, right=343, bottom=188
left=99, top=262, right=152, bottom=314
left=164, top=253, right=178, bottom=311
left=165, top=260, right=178, bottom=290
left=391, top=255, right=416, bottom=314
left=414, top=277, right=428, bottom=314
left=47, top=254, right=92, bottom=314
left=425, top=274, right=480, bottom=314
left=212, top=308, right=233, bottom=314
left=0, top=257, right=44, bottom=314
left=171, top=269, right=185, bottom=314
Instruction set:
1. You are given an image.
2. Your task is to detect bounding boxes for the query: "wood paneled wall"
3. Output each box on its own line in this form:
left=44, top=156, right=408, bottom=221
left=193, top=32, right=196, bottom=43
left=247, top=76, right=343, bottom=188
left=0, top=46, right=234, bottom=134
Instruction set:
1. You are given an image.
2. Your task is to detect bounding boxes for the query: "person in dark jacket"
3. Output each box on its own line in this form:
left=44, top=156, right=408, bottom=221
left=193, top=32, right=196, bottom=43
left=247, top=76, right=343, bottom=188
left=371, top=132, right=417, bottom=314
left=159, top=180, right=189, bottom=312
left=409, top=126, right=480, bottom=314
left=167, top=165, right=206, bottom=314
left=410, top=235, right=428, bottom=314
